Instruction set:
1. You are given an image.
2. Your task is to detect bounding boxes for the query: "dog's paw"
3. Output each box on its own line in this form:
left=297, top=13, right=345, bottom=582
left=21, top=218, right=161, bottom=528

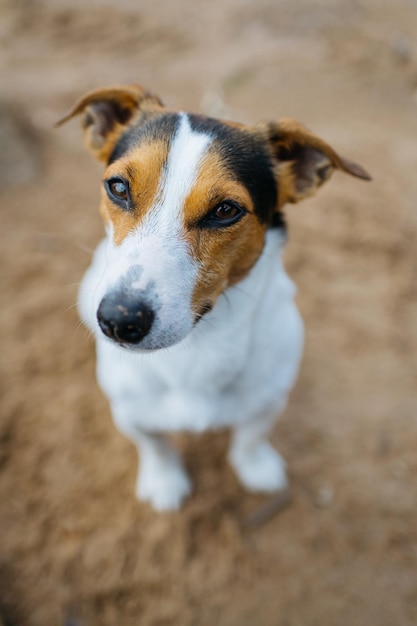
left=229, top=442, right=288, bottom=493
left=136, top=460, right=192, bottom=512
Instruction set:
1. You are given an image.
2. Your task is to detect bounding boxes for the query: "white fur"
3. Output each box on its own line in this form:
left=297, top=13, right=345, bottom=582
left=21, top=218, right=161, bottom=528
left=79, top=229, right=304, bottom=510
left=78, top=115, right=304, bottom=510
left=79, top=114, right=212, bottom=351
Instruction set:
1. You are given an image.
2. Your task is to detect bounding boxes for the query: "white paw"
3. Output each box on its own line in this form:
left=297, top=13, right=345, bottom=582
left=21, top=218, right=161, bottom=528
left=136, top=459, right=192, bottom=512
left=229, top=442, right=288, bottom=493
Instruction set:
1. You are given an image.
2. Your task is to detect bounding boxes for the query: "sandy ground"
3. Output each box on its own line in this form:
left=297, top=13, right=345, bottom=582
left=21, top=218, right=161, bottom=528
left=1, top=0, right=417, bottom=624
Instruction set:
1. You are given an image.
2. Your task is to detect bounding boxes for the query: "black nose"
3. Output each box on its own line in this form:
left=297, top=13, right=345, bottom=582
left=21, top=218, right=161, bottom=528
left=97, top=292, right=155, bottom=345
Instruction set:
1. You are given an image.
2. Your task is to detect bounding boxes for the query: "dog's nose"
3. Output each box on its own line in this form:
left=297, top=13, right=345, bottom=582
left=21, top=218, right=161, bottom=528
left=97, top=293, right=155, bottom=345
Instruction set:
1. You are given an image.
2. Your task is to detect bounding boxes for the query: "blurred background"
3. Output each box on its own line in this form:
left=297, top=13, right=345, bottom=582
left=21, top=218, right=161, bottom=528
left=1, top=0, right=417, bottom=624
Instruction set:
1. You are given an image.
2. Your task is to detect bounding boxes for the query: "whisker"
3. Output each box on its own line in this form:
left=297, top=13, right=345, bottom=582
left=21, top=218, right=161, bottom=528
left=195, top=316, right=216, bottom=331
left=64, top=302, right=79, bottom=315
left=227, top=283, right=257, bottom=301
left=76, top=242, right=95, bottom=256
left=219, top=290, right=232, bottom=311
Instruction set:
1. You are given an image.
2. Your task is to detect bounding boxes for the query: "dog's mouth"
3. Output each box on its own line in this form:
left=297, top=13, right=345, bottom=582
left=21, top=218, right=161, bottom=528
left=194, top=302, right=213, bottom=324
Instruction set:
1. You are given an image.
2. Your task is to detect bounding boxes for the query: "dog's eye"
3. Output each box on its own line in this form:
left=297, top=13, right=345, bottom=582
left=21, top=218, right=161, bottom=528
left=214, top=203, right=241, bottom=220
left=110, top=180, right=127, bottom=199
left=108, top=178, right=127, bottom=200
left=105, top=177, right=130, bottom=207
left=201, top=201, right=246, bottom=229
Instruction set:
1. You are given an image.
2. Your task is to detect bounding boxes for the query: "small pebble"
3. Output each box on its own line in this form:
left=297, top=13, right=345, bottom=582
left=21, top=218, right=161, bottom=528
left=244, top=489, right=292, bottom=529
left=390, top=33, right=412, bottom=63
left=315, top=485, right=334, bottom=508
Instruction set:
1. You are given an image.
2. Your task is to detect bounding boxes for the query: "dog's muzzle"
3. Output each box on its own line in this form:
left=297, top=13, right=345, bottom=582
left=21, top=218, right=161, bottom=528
left=97, top=290, right=155, bottom=346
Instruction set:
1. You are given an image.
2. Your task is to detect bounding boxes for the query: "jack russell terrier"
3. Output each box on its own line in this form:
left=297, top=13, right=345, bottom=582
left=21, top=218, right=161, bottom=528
left=57, top=85, right=370, bottom=511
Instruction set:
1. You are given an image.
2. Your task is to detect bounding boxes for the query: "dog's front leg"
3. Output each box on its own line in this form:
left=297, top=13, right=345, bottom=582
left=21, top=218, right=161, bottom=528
left=228, top=413, right=288, bottom=494
left=135, top=432, right=192, bottom=511
left=111, top=402, right=192, bottom=511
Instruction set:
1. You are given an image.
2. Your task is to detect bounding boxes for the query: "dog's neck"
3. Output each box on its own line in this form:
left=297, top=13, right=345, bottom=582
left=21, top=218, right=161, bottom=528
left=180, top=228, right=291, bottom=349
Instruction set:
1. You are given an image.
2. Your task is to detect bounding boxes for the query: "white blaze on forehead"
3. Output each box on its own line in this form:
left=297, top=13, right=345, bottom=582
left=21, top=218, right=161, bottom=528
left=154, top=113, right=212, bottom=225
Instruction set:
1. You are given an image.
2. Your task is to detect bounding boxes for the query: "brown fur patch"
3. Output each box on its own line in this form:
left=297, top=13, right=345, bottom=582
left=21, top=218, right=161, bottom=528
left=101, top=140, right=168, bottom=245
left=183, top=152, right=267, bottom=315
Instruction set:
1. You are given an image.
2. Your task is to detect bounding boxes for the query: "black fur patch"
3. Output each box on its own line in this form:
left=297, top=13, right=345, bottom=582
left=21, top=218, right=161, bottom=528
left=108, top=112, right=180, bottom=164
left=188, top=114, right=278, bottom=227
left=270, top=211, right=287, bottom=230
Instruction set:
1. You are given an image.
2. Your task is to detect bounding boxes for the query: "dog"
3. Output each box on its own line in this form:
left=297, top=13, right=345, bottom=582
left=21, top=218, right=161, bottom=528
left=57, top=84, right=370, bottom=511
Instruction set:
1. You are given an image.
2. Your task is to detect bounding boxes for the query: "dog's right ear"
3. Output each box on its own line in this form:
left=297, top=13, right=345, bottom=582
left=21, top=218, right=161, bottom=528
left=55, top=85, right=163, bottom=162
left=256, top=118, right=371, bottom=208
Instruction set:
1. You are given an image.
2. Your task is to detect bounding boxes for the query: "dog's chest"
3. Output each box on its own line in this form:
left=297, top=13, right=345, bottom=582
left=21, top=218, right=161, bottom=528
left=93, top=231, right=303, bottom=433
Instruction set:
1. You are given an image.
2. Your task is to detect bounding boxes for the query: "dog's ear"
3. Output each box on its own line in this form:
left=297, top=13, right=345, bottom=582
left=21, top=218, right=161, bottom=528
left=55, top=85, right=163, bottom=162
left=259, top=118, right=371, bottom=207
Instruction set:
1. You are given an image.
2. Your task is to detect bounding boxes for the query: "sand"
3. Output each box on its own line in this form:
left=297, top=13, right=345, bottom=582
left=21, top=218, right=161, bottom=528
left=1, top=0, right=417, bottom=623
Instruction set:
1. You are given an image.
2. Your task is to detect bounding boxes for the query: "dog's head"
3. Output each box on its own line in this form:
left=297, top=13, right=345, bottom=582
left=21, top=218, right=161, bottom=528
left=58, top=84, right=370, bottom=350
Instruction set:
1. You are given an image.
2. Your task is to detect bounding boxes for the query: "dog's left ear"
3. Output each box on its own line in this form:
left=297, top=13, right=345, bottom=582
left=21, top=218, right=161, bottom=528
left=56, top=84, right=163, bottom=162
left=259, top=118, right=371, bottom=207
